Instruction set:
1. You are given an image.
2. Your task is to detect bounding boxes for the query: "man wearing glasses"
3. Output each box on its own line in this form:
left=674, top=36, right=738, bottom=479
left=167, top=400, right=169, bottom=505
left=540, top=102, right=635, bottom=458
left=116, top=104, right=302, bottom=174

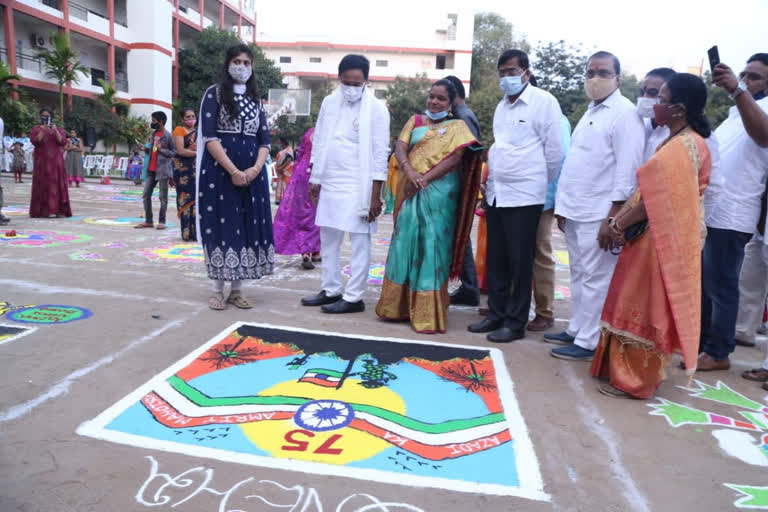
left=468, top=49, right=563, bottom=343
left=546, top=51, right=645, bottom=361
left=700, top=53, right=768, bottom=371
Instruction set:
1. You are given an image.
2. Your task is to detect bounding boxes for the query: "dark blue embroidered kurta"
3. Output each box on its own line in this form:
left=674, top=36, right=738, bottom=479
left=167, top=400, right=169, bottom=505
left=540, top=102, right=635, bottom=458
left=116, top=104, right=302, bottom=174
left=197, top=84, right=274, bottom=281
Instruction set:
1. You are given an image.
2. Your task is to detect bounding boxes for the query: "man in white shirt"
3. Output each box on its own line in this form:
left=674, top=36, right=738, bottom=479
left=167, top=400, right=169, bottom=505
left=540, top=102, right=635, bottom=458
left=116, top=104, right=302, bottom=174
left=547, top=51, right=645, bottom=361
left=638, top=67, right=724, bottom=218
left=301, top=55, right=390, bottom=314
left=468, top=49, right=563, bottom=343
left=700, top=54, right=768, bottom=371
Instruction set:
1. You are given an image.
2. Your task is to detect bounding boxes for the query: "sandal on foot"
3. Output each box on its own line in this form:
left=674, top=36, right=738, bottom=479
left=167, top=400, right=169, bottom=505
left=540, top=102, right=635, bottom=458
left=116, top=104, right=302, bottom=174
left=208, top=292, right=226, bottom=310
left=301, top=255, right=315, bottom=270
left=598, top=383, right=633, bottom=399
left=134, top=222, right=154, bottom=229
left=227, top=292, right=252, bottom=309
left=742, top=368, right=768, bottom=382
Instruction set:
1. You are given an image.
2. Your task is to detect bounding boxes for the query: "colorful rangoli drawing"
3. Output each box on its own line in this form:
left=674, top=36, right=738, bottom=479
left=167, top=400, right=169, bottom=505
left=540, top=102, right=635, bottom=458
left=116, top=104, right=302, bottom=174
left=0, top=324, right=36, bottom=346
left=554, top=285, right=571, bottom=301
left=138, top=243, right=203, bottom=263
left=77, top=323, right=547, bottom=500
left=69, top=250, right=106, bottom=262
left=554, top=250, right=569, bottom=268
left=6, top=305, right=93, bottom=324
left=1, top=206, right=27, bottom=216
left=649, top=380, right=768, bottom=509
left=375, top=238, right=391, bottom=246
left=84, top=217, right=176, bottom=228
left=342, top=263, right=386, bottom=285
left=0, top=230, right=92, bottom=247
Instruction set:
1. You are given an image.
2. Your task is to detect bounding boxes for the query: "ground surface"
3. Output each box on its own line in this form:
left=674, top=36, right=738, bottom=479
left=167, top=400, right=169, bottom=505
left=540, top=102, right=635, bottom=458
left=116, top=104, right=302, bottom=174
left=1, top=173, right=767, bottom=512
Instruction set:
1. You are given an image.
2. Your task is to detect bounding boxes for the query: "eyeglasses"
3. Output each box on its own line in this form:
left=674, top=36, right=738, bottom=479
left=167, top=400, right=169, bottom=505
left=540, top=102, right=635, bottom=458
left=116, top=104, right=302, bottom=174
left=498, top=67, right=525, bottom=77
left=740, top=71, right=767, bottom=82
left=639, top=87, right=660, bottom=98
left=585, top=70, right=616, bottom=79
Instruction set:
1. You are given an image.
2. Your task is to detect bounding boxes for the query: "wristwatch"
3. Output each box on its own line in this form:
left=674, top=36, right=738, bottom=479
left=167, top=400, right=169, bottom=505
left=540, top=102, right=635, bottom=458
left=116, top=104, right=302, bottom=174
left=729, top=80, right=748, bottom=101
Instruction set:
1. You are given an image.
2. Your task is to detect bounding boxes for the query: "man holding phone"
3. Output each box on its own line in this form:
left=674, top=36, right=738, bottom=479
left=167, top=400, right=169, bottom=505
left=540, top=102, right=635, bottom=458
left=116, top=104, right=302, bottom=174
left=697, top=53, right=768, bottom=371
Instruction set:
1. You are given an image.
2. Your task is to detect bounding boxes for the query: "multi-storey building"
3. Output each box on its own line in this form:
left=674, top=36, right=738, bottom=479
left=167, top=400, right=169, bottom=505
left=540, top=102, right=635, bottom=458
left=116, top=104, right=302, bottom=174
left=258, top=10, right=474, bottom=99
left=0, top=0, right=257, bottom=120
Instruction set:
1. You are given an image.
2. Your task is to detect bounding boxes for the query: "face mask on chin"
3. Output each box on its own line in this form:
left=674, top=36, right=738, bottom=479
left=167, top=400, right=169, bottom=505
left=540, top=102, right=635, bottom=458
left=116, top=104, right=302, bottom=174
left=636, top=96, right=659, bottom=118
left=340, top=83, right=365, bottom=103
left=584, top=77, right=617, bottom=101
left=424, top=109, right=449, bottom=121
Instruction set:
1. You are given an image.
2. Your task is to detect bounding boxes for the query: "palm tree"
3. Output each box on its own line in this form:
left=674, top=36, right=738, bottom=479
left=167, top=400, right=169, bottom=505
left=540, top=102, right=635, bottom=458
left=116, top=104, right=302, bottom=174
left=0, top=60, right=21, bottom=109
left=96, top=78, right=120, bottom=112
left=36, top=32, right=89, bottom=123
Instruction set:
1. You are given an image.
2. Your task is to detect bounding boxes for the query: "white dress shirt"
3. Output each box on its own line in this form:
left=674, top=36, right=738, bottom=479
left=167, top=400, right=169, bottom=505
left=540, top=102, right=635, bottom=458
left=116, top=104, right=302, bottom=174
left=486, top=84, right=563, bottom=207
left=643, top=119, right=723, bottom=218
left=706, top=97, right=768, bottom=234
left=555, top=89, right=645, bottom=222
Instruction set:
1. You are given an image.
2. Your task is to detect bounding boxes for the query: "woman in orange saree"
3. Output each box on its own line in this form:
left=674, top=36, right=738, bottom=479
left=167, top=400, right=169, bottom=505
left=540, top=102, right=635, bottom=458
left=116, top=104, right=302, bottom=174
left=591, top=73, right=713, bottom=399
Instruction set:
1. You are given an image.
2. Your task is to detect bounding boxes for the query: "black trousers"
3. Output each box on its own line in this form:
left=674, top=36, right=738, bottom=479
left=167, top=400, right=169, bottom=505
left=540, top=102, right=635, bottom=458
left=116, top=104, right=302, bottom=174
left=486, top=203, right=543, bottom=331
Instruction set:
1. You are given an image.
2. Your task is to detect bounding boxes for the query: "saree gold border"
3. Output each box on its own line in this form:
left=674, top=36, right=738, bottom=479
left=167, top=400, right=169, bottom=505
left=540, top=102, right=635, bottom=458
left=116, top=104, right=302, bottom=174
left=376, top=278, right=450, bottom=334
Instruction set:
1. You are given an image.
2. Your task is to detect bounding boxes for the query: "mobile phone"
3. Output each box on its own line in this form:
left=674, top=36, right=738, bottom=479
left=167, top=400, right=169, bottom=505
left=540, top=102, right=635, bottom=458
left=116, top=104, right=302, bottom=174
left=708, top=45, right=720, bottom=74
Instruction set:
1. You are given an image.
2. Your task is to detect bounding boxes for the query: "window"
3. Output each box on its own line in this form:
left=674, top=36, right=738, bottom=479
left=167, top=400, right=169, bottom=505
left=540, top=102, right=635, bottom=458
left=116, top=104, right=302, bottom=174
left=435, top=55, right=446, bottom=70
left=279, top=56, right=291, bottom=63
left=309, top=57, right=321, bottom=63
left=374, top=89, right=386, bottom=99
left=376, top=60, right=388, bottom=67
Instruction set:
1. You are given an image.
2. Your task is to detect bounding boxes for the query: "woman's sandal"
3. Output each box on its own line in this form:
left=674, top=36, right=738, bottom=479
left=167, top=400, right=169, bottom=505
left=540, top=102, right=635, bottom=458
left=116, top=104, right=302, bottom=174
left=301, top=255, right=315, bottom=270
left=208, top=292, right=226, bottom=310
left=227, top=291, right=253, bottom=309
left=742, top=368, right=768, bottom=382
left=598, top=383, right=633, bottom=399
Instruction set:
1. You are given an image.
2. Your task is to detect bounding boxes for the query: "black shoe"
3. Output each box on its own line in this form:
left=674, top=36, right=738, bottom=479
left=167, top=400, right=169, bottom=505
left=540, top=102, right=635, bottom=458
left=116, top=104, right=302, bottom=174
left=301, top=290, right=341, bottom=307
left=468, top=318, right=502, bottom=333
left=487, top=327, right=525, bottom=343
left=321, top=299, right=365, bottom=314
left=450, top=287, right=480, bottom=307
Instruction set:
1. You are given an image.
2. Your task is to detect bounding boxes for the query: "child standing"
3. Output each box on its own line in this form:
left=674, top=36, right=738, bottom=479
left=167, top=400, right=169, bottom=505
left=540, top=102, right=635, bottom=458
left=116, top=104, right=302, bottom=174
left=11, top=141, right=25, bottom=183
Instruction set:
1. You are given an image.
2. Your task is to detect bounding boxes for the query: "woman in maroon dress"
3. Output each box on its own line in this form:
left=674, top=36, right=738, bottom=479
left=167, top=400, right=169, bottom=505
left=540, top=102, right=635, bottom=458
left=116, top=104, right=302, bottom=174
left=29, top=107, right=71, bottom=218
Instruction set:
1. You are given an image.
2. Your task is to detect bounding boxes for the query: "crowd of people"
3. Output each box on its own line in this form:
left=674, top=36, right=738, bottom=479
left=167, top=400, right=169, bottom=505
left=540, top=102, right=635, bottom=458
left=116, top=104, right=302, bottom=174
left=1, top=43, right=766, bottom=402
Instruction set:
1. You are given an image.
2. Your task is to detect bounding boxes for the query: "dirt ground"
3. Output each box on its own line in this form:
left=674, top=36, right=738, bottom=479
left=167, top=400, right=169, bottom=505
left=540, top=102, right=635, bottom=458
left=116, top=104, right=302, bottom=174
left=1, top=173, right=767, bottom=512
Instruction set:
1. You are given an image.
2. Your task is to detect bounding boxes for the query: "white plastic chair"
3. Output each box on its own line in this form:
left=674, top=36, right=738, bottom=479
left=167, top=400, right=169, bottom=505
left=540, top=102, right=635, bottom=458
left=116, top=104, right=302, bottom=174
left=99, top=155, right=114, bottom=176
left=117, top=157, right=128, bottom=173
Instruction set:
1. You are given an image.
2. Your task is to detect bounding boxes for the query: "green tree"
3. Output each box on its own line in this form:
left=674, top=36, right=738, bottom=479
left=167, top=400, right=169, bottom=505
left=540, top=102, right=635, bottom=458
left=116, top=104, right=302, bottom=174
left=703, top=71, right=731, bottom=128
left=0, top=59, right=36, bottom=134
left=177, top=28, right=284, bottom=113
left=532, top=40, right=590, bottom=126
left=35, top=32, right=89, bottom=124
left=384, top=74, right=432, bottom=139
left=471, top=12, right=529, bottom=93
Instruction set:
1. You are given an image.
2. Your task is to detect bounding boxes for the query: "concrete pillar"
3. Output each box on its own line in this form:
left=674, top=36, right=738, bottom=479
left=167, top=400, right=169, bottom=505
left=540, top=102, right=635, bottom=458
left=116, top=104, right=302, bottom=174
left=126, top=0, right=173, bottom=120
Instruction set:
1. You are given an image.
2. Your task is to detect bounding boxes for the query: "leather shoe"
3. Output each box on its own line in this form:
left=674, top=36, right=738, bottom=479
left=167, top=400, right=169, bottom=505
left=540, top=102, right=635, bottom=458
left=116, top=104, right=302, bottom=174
left=527, top=315, right=554, bottom=331
left=450, top=287, right=480, bottom=307
left=301, top=290, right=341, bottom=307
left=468, top=318, right=502, bottom=333
left=321, top=299, right=365, bottom=314
left=694, top=353, right=730, bottom=372
left=487, top=327, right=525, bottom=343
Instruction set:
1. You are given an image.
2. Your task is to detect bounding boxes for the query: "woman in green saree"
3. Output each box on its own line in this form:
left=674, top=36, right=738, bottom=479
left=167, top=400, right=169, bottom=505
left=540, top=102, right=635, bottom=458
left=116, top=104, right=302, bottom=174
left=376, top=80, right=482, bottom=333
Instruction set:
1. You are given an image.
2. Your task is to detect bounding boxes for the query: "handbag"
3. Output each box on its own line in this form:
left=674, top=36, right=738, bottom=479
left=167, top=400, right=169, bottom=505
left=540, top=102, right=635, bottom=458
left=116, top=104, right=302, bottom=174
left=623, top=220, right=648, bottom=243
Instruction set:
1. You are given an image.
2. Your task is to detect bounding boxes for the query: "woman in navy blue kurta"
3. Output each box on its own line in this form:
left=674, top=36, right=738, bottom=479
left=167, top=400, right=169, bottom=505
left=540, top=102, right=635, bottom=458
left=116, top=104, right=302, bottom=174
left=197, top=44, right=274, bottom=310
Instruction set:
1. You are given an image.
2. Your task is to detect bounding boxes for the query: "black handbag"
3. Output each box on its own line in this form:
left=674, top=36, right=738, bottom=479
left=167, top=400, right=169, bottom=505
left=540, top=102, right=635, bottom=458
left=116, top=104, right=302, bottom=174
left=623, top=221, right=648, bottom=243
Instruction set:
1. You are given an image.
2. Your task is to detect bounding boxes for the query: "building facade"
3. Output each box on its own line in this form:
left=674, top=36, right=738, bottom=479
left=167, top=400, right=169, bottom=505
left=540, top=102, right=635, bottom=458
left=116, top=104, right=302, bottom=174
left=258, top=11, right=474, bottom=99
left=0, top=0, right=257, bottom=121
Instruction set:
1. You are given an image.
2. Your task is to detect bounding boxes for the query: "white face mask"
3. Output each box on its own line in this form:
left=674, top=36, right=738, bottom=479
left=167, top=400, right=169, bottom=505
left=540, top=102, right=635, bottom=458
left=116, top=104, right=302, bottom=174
left=228, top=64, right=252, bottom=84
left=340, top=83, right=365, bottom=103
left=636, top=96, right=659, bottom=118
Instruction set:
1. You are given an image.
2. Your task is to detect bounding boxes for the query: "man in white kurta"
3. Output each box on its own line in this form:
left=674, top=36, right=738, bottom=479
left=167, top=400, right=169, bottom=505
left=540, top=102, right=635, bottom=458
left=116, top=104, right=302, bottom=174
left=301, top=54, right=390, bottom=314
left=547, top=51, right=645, bottom=361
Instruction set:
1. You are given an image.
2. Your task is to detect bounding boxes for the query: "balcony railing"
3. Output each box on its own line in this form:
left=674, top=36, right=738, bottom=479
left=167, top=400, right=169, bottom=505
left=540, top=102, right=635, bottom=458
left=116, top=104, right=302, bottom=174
left=0, top=48, right=8, bottom=66
left=69, top=1, right=109, bottom=23
left=17, top=52, right=44, bottom=73
left=115, top=77, right=129, bottom=92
